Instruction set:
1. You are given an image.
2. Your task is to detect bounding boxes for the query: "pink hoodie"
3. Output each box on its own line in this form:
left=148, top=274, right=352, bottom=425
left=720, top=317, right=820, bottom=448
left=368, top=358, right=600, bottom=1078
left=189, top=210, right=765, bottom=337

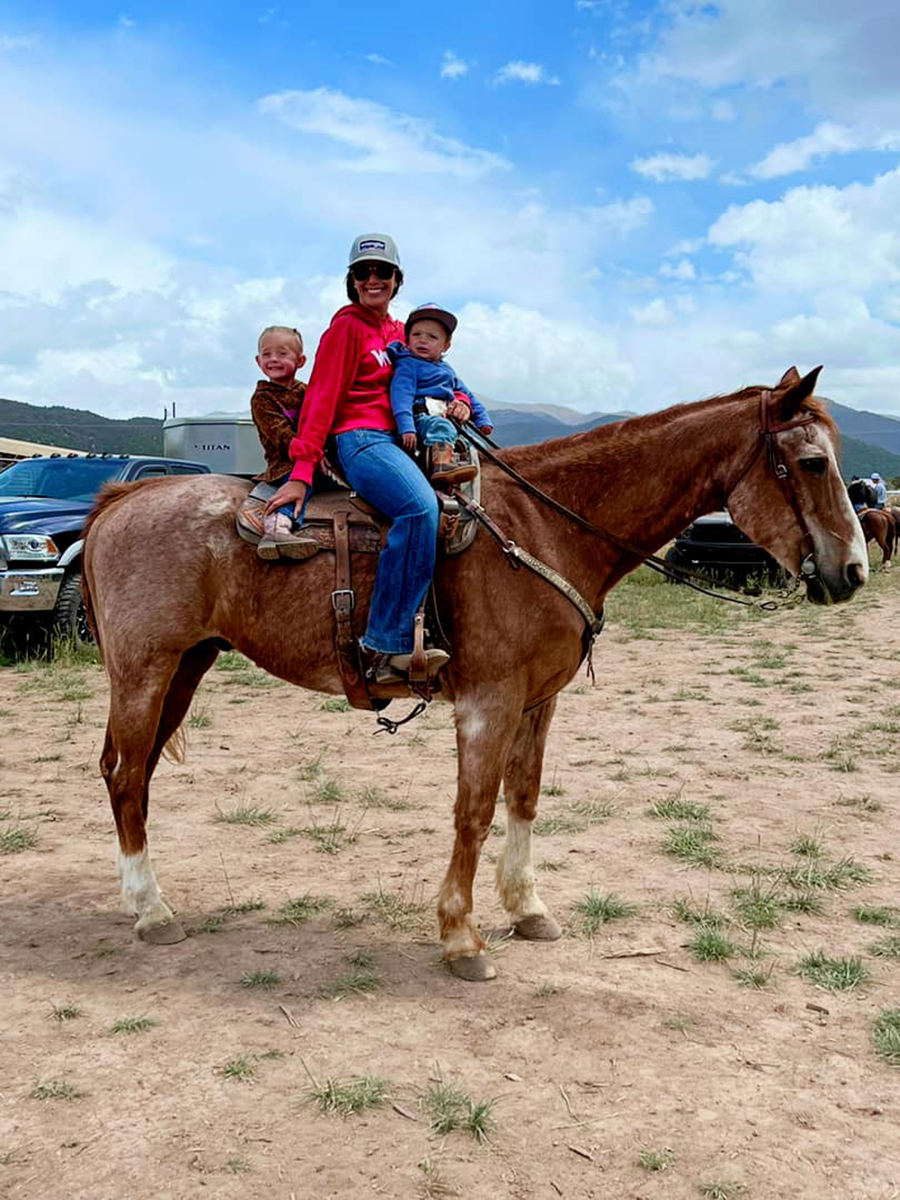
left=289, top=303, right=405, bottom=485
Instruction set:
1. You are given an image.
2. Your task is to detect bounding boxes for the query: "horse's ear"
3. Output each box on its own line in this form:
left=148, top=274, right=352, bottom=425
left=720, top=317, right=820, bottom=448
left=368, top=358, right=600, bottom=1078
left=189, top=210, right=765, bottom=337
left=774, top=365, right=823, bottom=421
left=777, top=366, right=801, bottom=387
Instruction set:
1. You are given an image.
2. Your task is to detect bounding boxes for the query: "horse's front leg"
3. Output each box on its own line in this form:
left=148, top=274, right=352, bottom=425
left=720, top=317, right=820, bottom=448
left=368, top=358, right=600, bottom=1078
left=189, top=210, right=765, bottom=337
left=496, top=697, right=562, bottom=941
left=438, top=691, right=521, bottom=981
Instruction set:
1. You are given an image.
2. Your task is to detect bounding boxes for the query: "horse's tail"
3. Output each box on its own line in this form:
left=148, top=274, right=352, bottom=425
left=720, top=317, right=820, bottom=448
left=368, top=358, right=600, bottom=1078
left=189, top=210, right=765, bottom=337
left=162, top=728, right=187, bottom=765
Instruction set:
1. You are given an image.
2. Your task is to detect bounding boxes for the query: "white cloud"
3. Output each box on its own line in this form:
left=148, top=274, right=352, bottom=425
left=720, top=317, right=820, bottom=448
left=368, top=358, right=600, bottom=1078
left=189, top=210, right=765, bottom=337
left=629, top=298, right=673, bottom=326
left=451, top=302, right=634, bottom=409
left=752, top=122, right=900, bottom=179
left=258, top=87, right=510, bottom=178
left=711, top=99, right=735, bottom=122
left=630, top=152, right=713, bottom=182
left=660, top=259, right=695, bottom=281
left=495, top=61, right=560, bottom=87
left=0, top=33, right=37, bottom=52
left=708, top=167, right=900, bottom=292
left=440, top=51, right=468, bottom=80
left=364, top=53, right=391, bottom=66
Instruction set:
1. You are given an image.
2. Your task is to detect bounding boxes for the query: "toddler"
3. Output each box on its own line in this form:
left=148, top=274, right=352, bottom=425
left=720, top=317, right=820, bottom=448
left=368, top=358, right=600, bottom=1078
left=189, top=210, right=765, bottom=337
left=388, top=303, right=493, bottom=488
left=251, top=325, right=317, bottom=559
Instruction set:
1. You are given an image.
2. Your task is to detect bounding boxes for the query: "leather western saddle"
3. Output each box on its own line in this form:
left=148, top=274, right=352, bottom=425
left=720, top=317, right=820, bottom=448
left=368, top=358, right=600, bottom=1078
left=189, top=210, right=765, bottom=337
left=235, top=449, right=480, bottom=712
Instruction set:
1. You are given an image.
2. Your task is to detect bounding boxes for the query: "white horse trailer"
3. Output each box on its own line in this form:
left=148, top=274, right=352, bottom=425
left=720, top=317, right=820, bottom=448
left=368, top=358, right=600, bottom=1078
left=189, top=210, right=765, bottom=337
left=163, top=414, right=264, bottom=477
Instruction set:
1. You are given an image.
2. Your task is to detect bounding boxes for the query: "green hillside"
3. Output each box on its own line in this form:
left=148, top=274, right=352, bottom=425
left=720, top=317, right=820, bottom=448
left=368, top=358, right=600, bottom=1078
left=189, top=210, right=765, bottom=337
left=3, top=393, right=900, bottom=481
left=0, top=397, right=163, bottom=455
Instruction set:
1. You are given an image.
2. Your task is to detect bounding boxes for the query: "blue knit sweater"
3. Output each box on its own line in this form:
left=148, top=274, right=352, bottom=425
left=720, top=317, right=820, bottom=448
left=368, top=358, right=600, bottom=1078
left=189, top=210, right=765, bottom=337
left=387, top=342, right=492, bottom=436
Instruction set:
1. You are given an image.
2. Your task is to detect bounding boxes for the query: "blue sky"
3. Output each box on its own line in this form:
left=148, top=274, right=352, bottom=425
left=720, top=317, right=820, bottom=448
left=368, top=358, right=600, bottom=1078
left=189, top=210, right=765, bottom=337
left=1, top=0, right=899, bottom=420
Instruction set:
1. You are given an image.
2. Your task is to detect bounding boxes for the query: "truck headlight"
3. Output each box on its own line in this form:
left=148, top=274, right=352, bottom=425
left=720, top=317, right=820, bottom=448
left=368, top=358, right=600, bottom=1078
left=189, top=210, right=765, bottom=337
left=2, top=534, right=60, bottom=562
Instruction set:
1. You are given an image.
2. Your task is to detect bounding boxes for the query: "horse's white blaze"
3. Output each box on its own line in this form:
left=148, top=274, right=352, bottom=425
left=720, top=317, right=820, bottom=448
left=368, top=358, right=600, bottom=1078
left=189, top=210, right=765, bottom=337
left=496, top=813, right=548, bottom=921
left=117, top=846, right=173, bottom=927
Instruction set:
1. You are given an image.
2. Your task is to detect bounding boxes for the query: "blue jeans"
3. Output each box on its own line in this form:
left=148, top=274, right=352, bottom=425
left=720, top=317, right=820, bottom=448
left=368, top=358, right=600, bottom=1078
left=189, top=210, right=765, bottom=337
left=335, top=428, right=439, bottom=655
left=415, top=412, right=457, bottom=446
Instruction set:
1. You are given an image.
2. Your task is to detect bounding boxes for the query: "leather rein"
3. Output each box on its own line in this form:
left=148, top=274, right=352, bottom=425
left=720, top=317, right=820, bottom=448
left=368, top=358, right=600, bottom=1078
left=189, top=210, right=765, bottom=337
left=454, top=388, right=823, bottom=633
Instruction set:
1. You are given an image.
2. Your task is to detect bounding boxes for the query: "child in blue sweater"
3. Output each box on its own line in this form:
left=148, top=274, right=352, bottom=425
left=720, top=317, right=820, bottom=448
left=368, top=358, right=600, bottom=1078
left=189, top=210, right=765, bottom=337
left=388, top=303, right=493, bottom=488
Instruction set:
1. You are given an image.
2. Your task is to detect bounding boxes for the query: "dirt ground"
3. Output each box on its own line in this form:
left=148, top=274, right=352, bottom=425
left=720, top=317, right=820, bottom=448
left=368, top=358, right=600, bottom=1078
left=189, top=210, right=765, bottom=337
left=2, top=567, right=899, bottom=1200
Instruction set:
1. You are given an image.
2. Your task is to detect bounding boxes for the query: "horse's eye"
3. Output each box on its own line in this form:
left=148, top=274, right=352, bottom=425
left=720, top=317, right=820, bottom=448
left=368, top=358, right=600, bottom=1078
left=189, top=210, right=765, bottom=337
left=799, top=457, right=827, bottom=476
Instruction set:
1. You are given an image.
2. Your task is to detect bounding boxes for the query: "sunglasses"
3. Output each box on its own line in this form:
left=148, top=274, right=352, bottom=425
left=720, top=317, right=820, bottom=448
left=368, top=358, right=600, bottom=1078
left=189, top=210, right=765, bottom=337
left=350, top=261, right=395, bottom=282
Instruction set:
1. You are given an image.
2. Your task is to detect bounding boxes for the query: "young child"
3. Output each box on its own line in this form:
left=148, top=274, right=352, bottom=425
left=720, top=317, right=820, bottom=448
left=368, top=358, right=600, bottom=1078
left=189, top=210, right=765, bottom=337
left=251, top=325, right=317, bottom=559
left=388, top=303, right=493, bottom=488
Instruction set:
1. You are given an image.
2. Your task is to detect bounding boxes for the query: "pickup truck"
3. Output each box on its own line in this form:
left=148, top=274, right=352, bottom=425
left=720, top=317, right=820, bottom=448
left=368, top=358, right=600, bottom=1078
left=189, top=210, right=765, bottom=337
left=0, top=454, right=210, bottom=640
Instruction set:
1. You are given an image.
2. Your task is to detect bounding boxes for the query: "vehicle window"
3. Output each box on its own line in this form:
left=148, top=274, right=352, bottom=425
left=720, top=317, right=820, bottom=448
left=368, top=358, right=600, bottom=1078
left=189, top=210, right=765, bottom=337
left=0, top=458, right=126, bottom=501
left=170, top=464, right=204, bottom=475
left=134, top=466, right=168, bottom=478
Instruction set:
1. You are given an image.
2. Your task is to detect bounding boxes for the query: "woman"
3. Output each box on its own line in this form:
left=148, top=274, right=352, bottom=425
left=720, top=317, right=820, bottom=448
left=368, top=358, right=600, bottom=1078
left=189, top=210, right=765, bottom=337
left=267, top=233, right=462, bottom=683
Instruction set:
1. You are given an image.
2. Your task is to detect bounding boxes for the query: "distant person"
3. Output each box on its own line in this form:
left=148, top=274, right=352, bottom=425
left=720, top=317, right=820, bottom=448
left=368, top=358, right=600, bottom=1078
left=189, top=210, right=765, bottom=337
left=388, top=303, right=493, bottom=489
left=250, top=325, right=317, bottom=559
left=848, top=476, right=877, bottom=513
left=871, top=472, right=887, bottom=510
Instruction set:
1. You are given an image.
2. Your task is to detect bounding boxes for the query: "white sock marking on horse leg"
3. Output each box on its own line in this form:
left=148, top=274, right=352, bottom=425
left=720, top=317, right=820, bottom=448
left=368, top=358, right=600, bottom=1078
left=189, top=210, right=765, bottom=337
left=496, top=813, right=549, bottom=922
left=116, top=846, right=174, bottom=929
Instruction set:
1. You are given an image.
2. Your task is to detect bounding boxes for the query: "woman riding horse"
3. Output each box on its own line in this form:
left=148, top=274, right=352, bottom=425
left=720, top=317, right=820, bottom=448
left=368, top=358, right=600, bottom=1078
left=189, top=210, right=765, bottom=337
left=266, top=234, right=470, bottom=686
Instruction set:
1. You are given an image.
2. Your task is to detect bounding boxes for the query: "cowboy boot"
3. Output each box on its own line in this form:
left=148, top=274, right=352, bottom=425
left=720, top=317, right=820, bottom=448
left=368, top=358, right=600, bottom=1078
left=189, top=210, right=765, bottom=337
left=257, top=512, right=320, bottom=560
left=429, top=443, right=477, bottom=488
left=371, top=648, right=450, bottom=685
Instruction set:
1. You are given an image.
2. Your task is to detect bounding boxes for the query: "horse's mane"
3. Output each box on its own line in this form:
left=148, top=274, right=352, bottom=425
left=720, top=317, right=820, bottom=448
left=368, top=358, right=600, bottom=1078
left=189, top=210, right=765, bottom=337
left=82, top=477, right=175, bottom=546
left=500, top=386, right=837, bottom=472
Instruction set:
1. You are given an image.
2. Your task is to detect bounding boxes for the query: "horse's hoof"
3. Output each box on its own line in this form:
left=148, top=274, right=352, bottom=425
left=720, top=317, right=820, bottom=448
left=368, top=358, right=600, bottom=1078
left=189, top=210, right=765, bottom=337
left=514, top=913, right=562, bottom=941
left=446, top=954, right=497, bottom=982
left=138, top=919, right=187, bottom=945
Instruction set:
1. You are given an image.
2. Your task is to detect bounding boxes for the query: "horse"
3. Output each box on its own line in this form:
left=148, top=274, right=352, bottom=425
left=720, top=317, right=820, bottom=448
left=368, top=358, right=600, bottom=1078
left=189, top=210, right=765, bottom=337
left=858, top=508, right=895, bottom=569
left=82, top=365, right=867, bottom=981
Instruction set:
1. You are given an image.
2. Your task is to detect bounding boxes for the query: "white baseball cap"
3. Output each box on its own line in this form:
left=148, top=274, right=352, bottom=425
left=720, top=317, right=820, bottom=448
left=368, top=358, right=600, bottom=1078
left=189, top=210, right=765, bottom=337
left=348, top=233, right=401, bottom=269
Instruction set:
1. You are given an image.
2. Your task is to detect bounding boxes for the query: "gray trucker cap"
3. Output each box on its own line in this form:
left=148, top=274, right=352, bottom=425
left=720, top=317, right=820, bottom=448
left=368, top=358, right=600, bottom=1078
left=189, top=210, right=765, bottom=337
left=348, top=233, right=401, bottom=268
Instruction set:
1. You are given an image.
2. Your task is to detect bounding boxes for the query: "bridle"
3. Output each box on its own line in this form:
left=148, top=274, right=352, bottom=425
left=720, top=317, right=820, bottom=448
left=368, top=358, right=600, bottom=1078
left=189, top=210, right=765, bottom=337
left=456, top=386, right=827, bottom=614
left=726, top=389, right=821, bottom=584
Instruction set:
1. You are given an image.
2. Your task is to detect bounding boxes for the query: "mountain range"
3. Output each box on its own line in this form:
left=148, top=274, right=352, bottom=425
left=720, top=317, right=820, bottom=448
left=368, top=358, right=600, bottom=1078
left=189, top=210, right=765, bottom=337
left=2, top=393, right=900, bottom=481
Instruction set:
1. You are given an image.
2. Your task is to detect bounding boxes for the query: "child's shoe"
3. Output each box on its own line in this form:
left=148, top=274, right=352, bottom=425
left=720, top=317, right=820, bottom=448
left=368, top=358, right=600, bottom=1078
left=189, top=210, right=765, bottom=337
left=429, top=443, right=477, bottom=488
left=257, top=511, right=319, bottom=560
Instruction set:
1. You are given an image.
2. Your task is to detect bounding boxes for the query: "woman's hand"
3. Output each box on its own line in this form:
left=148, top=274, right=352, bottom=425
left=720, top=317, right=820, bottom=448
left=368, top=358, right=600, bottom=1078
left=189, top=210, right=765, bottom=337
left=401, top=432, right=418, bottom=453
left=446, top=397, right=471, bottom=423
left=265, top=479, right=308, bottom=519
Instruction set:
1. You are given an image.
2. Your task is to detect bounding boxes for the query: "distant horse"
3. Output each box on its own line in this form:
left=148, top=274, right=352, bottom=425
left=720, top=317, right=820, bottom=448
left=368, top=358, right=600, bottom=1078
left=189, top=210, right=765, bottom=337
left=82, top=366, right=867, bottom=981
left=858, top=508, right=895, bottom=569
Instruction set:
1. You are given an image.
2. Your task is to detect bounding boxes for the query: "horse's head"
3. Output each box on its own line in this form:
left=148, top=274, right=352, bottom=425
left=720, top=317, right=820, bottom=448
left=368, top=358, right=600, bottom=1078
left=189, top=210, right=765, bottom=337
left=726, top=366, right=868, bottom=605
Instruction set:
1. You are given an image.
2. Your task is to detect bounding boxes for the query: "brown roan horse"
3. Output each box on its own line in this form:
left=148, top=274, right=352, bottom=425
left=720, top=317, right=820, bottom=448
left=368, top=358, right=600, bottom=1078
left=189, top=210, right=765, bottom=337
left=82, top=366, right=867, bottom=981
left=858, top=508, right=895, bottom=569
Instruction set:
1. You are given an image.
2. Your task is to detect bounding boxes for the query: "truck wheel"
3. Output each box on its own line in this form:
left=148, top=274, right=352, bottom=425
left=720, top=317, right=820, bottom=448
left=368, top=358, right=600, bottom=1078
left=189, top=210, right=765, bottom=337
left=52, top=572, right=92, bottom=643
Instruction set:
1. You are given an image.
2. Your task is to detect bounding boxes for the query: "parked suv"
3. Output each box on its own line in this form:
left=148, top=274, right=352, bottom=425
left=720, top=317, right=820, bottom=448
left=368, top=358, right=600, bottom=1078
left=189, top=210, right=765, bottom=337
left=665, top=511, right=785, bottom=586
left=0, top=454, right=210, bottom=640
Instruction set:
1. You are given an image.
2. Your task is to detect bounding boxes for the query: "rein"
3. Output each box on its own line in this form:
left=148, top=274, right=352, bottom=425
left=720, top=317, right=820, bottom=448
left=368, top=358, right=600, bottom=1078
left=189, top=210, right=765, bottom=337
left=457, top=389, right=821, bottom=613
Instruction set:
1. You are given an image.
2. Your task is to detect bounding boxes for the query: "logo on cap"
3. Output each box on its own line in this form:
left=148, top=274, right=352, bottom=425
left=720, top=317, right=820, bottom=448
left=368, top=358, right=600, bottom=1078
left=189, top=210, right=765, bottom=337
left=358, top=239, right=386, bottom=252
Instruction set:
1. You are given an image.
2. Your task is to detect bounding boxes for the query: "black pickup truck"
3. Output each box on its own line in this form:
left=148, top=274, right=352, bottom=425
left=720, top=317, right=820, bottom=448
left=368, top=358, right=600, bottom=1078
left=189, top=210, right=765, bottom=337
left=0, top=454, right=209, bottom=640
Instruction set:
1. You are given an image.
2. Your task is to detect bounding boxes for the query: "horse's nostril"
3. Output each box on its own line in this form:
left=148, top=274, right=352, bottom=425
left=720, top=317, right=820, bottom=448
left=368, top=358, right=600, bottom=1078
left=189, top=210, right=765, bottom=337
left=846, top=562, right=866, bottom=591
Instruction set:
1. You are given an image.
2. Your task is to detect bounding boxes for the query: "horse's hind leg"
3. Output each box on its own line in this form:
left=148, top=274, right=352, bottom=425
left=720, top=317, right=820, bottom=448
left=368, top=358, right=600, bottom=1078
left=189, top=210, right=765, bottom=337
left=101, top=642, right=218, bottom=943
left=496, top=698, right=562, bottom=942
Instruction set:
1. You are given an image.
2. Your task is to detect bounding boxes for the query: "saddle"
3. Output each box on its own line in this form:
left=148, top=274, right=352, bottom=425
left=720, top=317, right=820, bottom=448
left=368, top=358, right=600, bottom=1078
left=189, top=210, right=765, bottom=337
left=235, top=446, right=481, bottom=711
